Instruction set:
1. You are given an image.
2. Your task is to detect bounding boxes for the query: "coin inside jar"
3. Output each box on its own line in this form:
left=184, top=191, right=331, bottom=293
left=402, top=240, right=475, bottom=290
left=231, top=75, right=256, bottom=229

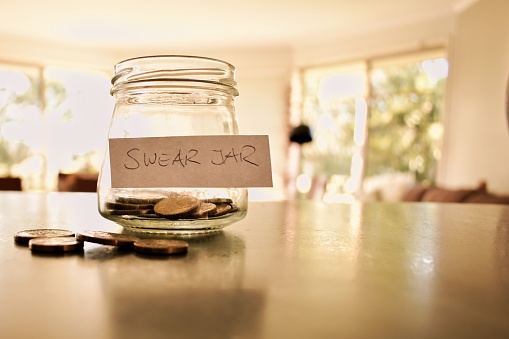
left=105, top=201, right=155, bottom=210
left=114, top=193, right=167, bottom=205
left=154, top=195, right=200, bottom=219
left=189, top=202, right=217, bottom=219
left=76, top=230, right=139, bottom=249
left=209, top=203, right=232, bottom=217
left=133, top=239, right=188, bottom=256
left=204, top=198, right=233, bottom=204
left=29, top=237, right=84, bottom=253
left=14, top=229, right=75, bottom=245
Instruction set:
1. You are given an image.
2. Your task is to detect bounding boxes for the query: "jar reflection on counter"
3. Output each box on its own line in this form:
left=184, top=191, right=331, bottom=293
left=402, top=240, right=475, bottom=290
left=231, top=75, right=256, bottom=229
left=97, top=55, right=248, bottom=233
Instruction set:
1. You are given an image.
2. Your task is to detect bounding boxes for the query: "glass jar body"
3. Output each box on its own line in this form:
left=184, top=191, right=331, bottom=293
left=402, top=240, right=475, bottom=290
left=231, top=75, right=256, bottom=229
left=97, top=56, right=247, bottom=233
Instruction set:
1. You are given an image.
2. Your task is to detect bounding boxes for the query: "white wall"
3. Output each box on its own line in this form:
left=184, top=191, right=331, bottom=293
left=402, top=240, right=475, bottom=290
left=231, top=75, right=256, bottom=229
left=292, top=14, right=454, bottom=67
left=3, top=0, right=508, bottom=196
left=437, top=0, right=509, bottom=194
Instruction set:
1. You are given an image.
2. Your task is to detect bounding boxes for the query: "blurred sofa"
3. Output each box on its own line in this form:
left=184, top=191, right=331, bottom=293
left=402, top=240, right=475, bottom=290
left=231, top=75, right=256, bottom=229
left=402, top=181, right=509, bottom=204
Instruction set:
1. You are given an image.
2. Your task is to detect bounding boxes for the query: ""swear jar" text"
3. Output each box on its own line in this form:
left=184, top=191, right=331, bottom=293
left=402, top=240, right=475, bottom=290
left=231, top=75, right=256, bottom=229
left=123, top=145, right=259, bottom=170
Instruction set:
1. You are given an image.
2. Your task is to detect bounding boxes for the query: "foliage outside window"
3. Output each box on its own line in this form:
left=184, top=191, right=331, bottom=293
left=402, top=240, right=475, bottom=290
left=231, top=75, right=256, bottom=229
left=367, top=55, right=448, bottom=184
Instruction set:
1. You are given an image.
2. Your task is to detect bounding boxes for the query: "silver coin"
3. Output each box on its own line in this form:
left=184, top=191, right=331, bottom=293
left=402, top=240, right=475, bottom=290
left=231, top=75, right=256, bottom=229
left=14, top=229, right=75, bottom=245
left=29, top=237, right=84, bottom=253
left=133, top=239, right=188, bottom=255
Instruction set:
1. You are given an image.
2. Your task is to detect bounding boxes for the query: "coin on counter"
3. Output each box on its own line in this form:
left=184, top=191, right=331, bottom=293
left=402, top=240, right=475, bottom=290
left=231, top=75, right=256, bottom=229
left=154, top=195, right=200, bottom=219
left=133, top=239, right=188, bottom=256
left=76, top=230, right=139, bottom=249
left=14, top=229, right=75, bottom=245
left=29, top=237, right=84, bottom=253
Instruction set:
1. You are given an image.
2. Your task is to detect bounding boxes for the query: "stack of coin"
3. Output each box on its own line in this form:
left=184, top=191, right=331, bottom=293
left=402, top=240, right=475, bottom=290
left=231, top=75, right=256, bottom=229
left=203, top=198, right=239, bottom=217
left=14, top=229, right=83, bottom=253
left=104, top=193, right=167, bottom=216
left=14, top=229, right=76, bottom=245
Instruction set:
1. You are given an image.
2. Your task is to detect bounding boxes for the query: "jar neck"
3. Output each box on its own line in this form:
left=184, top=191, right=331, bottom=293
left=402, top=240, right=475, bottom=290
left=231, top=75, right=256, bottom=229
left=114, top=86, right=235, bottom=105
left=110, top=55, right=239, bottom=98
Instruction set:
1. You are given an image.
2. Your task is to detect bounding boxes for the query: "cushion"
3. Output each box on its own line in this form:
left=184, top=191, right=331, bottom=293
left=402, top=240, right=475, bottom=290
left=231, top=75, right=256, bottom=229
left=401, top=185, right=428, bottom=202
left=421, top=186, right=476, bottom=203
left=463, top=191, right=509, bottom=204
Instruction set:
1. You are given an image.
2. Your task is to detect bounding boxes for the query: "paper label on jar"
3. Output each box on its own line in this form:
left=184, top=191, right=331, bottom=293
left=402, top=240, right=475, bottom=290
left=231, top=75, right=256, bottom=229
left=108, top=135, right=273, bottom=188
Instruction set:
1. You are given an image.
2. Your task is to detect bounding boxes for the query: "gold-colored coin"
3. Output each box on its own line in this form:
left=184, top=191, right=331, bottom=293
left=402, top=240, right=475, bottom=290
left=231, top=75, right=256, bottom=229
left=204, top=198, right=233, bottom=204
left=106, top=209, right=154, bottom=216
left=209, top=203, right=232, bottom=217
left=105, top=201, right=154, bottom=210
left=14, top=229, right=75, bottom=245
left=154, top=195, right=200, bottom=219
left=115, top=193, right=167, bottom=205
left=76, top=230, right=139, bottom=249
left=29, top=237, right=84, bottom=253
left=190, top=202, right=217, bottom=218
left=133, top=239, right=188, bottom=256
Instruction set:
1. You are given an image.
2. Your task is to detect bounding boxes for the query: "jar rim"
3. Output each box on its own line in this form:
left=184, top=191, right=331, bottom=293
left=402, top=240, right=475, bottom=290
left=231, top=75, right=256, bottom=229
left=115, top=55, right=236, bottom=71
left=110, top=79, right=239, bottom=97
left=111, top=55, right=237, bottom=96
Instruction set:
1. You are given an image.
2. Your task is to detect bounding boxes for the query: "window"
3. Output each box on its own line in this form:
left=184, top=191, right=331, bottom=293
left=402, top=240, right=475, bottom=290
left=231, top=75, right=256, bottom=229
left=293, top=49, right=448, bottom=202
left=0, top=61, right=113, bottom=191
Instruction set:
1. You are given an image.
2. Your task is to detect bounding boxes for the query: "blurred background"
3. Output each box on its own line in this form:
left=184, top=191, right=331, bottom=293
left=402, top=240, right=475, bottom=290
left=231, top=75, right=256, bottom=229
left=0, top=0, right=508, bottom=202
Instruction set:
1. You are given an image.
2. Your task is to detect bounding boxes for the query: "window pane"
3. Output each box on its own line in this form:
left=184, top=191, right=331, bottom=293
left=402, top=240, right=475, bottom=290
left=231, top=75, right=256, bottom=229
left=0, top=63, right=44, bottom=190
left=367, top=55, right=448, bottom=185
left=44, top=67, right=114, bottom=190
left=298, top=63, right=367, bottom=201
left=294, top=49, right=448, bottom=202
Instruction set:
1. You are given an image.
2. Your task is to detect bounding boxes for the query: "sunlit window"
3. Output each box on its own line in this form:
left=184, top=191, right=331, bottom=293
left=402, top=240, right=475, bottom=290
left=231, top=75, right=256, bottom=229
left=367, top=52, right=448, bottom=184
left=294, top=49, right=448, bottom=201
left=0, top=62, right=113, bottom=191
left=44, top=67, right=113, bottom=190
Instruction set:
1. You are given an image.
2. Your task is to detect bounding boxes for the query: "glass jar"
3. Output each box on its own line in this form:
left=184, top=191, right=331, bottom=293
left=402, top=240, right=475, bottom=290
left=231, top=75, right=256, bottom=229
left=97, top=55, right=248, bottom=233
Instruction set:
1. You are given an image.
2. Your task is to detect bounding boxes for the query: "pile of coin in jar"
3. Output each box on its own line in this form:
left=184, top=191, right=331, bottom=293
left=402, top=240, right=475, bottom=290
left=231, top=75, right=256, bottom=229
left=104, top=193, right=238, bottom=220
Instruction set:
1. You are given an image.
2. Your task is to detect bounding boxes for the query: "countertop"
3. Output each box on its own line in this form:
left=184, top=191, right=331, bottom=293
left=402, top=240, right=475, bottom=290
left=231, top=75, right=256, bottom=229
left=1, top=192, right=509, bottom=339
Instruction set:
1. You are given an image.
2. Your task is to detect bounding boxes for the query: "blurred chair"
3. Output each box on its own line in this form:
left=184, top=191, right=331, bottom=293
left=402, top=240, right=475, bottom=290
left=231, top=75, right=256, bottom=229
left=58, top=172, right=98, bottom=192
left=0, top=177, right=22, bottom=191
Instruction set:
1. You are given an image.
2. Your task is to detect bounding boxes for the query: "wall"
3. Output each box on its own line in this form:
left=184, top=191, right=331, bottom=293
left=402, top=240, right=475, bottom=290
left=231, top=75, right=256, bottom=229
left=437, top=0, right=509, bottom=194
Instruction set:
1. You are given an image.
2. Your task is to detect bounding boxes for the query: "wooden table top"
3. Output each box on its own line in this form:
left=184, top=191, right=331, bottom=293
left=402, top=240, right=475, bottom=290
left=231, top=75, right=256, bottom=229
left=1, top=192, right=508, bottom=339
